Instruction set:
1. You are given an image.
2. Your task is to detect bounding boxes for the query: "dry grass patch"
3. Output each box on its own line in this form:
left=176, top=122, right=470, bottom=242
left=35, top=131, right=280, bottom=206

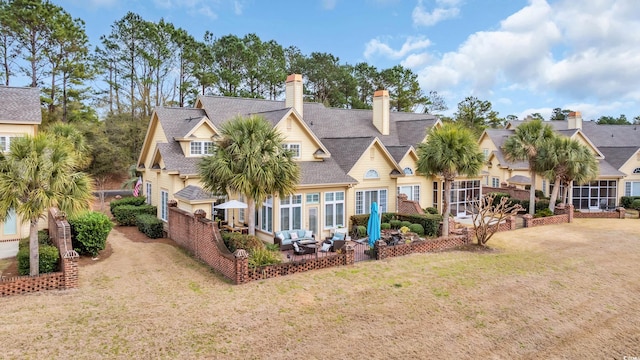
left=1, top=219, right=639, bottom=359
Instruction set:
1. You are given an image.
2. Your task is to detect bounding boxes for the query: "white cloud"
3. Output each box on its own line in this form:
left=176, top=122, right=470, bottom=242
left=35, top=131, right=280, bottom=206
left=234, top=1, right=244, bottom=15
left=364, top=36, right=431, bottom=59
left=412, top=0, right=461, bottom=27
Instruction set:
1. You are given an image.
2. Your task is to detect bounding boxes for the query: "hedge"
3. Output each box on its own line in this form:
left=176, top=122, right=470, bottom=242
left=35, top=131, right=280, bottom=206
left=621, top=196, right=640, bottom=209
left=112, top=204, right=157, bottom=226
left=17, top=244, right=59, bottom=275
left=350, top=212, right=442, bottom=237
left=19, top=230, right=51, bottom=250
left=136, top=214, right=164, bottom=239
left=109, top=196, right=147, bottom=214
left=69, top=211, right=113, bottom=257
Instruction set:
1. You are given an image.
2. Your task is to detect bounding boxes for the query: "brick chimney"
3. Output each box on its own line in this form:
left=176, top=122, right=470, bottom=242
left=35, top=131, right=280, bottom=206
left=373, top=90, right=390, bottom=135
left=567, top=111, right=582, bottom=130
left=285, top=74, right=303, bottom=118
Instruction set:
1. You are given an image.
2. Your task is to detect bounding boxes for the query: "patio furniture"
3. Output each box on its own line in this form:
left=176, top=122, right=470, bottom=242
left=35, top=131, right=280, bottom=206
left=274, top=229, right=315, bottom=250
left=292, top=240, right=316, bottom=256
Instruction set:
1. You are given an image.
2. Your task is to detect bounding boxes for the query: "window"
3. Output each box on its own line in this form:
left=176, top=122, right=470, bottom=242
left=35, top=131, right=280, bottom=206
left=238, top=194, right=245, bottom=222
left=0, top=136, right=12, bottom=152
left=445, top=180, right=481, bottom=216
left=492, top=177, right=500, bottom=187
left=280, top=195, right=302, bottom=230
left=3, top=208, right=16, bottom=235
left=364, top=169, right=379, bottom=179
left=433, top=181, right=439, bottom=208
left=355, top=189, right=387, bottom=214
left=542, top=179, right=547, bottom=196
left=282, top=143, right=300, bottom=158
left=145, top=182, right=152, bottom=204
left=160, top=190, right=168, bottom=221
left=259, top=196, right=273, bottom=233
left=403, top=167, right=414, bottom=175
left=324, top=191, right=344, bottom=228
left=573, top=180, right=617, bottom=210
left=397, top=185, right=420, bottom=202
left=483, top=148, right=489, bottom=159
left=625, top=181, right=640, bottom=196
left=306, top=193, right=319, bottom=204
left=634, top=167, right=640, bottom=174
left=190, top=141, right=214, bottom=156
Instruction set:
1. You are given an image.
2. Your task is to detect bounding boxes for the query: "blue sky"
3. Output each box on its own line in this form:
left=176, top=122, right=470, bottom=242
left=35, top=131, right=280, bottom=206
left=55, top=0, right=639, bottom=121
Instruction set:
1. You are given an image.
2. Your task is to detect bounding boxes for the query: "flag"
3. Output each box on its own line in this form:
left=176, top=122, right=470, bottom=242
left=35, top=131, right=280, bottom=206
left=133, top=176, right=142, bottom=197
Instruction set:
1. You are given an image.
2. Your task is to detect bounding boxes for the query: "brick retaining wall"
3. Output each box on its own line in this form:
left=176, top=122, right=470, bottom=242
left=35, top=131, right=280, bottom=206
left=1, top=208, right=78, bottom=297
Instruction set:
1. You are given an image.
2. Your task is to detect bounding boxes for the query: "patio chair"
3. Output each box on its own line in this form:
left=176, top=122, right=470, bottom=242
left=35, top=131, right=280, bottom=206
left=292, top=240, right=316, bottom=256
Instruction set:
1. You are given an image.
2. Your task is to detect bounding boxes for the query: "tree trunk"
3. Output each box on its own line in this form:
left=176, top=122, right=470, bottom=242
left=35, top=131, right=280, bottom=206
left=529, top=169, right=536, bottom=214
left=549, top=177, right=561, bottom=212
left=442, top=178, right=452, bottom=237
left=29, top=219, right=39, bottom=276
left=247, top=197, right=256, bottom=235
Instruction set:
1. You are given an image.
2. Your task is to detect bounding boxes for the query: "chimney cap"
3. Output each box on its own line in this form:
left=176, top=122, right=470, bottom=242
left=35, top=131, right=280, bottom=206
left=286, top=74, right=302, bottom=83
left=568, top=111, right=581, bottom=117
left=374, top=89, right=389, bottom=97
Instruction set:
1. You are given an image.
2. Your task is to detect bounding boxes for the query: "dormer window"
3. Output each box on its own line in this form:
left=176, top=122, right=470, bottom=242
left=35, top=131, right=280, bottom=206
left=364, top=169, right=379, bottom=179
left=403, top=167, right=414, bottom=175
left=282, top=143, right=300, bottom=158
left=190, top=141, right=214, bottom=156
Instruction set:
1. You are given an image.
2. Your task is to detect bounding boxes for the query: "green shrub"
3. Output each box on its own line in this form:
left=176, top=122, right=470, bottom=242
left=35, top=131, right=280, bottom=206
left=631, top=199, right=640, bottom=211
left=223, top=233, right=265, bottom=253
left=135, top=214, right=164, bottom=239
left=400, top=221, right=412, bottom=228
left=357, top=225, right=366, bottom=238
left=535, top=190, right=546, bottom=199
left=17, top=244, right=60, bottom=275
left=395, top=213, right=441, bottom=237
left=349, top=214, right=370, bottom=227
left=424, top=207, right=439, bottom=215
left=621, top=196, right=640, bottom=208
left=19, top=230, right=51, bottom=250
left=69, top=211, right=113, bottom=257
left=489, top=192, right=511, bottom=207
left=534, top=208, right=554, bottom=218
left=248, top=248, right=282, bottom=268
left=380, top=222, right=391, bottom=230
left=112, top=204, right=157, bottom=226
left=389, top=219, right=401, bottom=229
left=408, top=223, right=424, bottom=235
left=381, top=213, right=395, bottom=223
left=109, top=196, right=147, bottom=214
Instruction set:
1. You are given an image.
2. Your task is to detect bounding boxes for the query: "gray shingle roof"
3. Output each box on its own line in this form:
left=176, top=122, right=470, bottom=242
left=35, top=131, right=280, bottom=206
left=299, top=160, right=357, bottom=185
left=386, top=146, right=411, bottom=162
left=597, top=159, right=626, bottom=177
left=157, top=142, right=201, bottom=175
left=507, top=175, right=531, bottom=184
left=174, top=185, right=217, bottom=201
left=321, top=137, right=375, bottom=173
left=581, top=122, right=640, bottom=147
left=598, top=147, right=639, bottom=170
left=0, top=86, right=42, bottom=124
left=155, top=107, right=209, bottom=140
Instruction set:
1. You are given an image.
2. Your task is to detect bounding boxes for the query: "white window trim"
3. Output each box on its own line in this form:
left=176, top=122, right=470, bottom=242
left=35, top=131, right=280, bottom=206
left=190, top=140, right=214, bottom=156
left=355, top=189, right=387, bottom=215
left=324, top=191, right=345, bottom=229
left=282, top=143, right=301, bottom=158
left=259, top=196, right=273, bottom=233
left=160, top=190, right=169, bottom=222
left=364, top=169, right=379, bottom=179
left=145, top=182, right=152, bottom=204
left=280, top=194, right=302, bottom=231
left=403, top=167, right=414, bottom=175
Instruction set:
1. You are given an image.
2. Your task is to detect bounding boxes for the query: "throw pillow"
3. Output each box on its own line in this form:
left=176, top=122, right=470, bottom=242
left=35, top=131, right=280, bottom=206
left=276, top=232, right=285, bottom=241
left=290, top=232, right=298, bottom=240
left=321, top=242, right=331, bottom=252
left=292, top=241, right=300, bottom=252
left=297, top=230, right=306, bottom=238
left=333, top=232, right=345, bottom=240
left=304, top=230, right=313, bottom=238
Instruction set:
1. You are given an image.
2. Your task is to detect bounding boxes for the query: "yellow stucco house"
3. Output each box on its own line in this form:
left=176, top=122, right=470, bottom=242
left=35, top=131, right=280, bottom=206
left=479, top=112, right=639, bottom=210
left=0, top=86, right=42, bottom=257
left=137, top=74, right=484, bottom=242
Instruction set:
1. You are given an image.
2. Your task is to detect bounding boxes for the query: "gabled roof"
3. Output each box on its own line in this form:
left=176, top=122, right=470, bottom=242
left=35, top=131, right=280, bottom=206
left=386, top=145, right=413, bottom=163
left=321, top=137, right=376, bottom=173
left=155, top=107, right=209, bottom=140
left=156, top=142, right=201, bottom=175
left=597, top=159, right=626, bottom=177
left=598, top=147, right=640, bottom=170
left=580, top=122, right=640, bottom=147
left=0, top=86, right=42, bottom=124
left=174, top=185, right=218, bottom=202
left=298, top=160, right=357, bottom=186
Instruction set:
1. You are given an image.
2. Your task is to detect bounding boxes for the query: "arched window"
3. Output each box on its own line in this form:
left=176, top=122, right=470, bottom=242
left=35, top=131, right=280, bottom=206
left=634, top=167, right=640, bottom=174
left=403, top=167, right=414, bottom=175
left=364, top=169, right=379, bottom=179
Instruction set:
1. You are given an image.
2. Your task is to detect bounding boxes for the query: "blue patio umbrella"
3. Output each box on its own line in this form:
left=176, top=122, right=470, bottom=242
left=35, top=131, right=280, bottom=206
left=367, top=202, right=381, bottom=247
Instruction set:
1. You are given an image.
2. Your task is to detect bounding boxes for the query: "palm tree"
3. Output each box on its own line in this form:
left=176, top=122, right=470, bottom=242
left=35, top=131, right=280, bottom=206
left=561, top=144, right=598, bottom=206
left=538, top=137, right=598, bottom=211
left=416, top=123, right=484, bottom=237
left=0, top=133, right=94, bottom=275
left=503, top=119, right=554, bottom=214
left=47, top=122, right=93, bottom=169
left=198, top=115, right=300, bottom=235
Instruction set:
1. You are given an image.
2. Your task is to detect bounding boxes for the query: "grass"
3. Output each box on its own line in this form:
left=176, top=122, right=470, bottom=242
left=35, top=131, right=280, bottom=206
left=1, top=218, right=639, bottom=359
left=0, top=258, right=11, bottom=274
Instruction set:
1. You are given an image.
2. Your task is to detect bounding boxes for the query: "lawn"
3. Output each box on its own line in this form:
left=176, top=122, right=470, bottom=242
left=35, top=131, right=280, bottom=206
left=0, top=218, right=639, bottom=359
